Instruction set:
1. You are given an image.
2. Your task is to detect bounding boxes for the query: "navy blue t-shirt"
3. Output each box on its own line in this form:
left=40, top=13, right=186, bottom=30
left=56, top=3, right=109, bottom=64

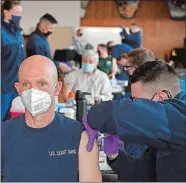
left=1, top=112, right=84, bottom=182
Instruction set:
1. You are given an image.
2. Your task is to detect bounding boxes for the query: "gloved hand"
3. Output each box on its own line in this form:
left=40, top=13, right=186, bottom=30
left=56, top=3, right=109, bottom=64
left=82, top=114, right=99, bottom=152
left=104, top=135, right=120, bottom=156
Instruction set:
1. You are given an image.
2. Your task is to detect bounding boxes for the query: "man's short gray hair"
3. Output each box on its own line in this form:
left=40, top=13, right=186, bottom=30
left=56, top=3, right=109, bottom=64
left=83, top=50, right=99, bottom=63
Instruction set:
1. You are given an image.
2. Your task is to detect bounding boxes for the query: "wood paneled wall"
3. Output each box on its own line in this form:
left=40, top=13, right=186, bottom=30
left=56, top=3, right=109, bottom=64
left=81, top=0, right=185, bottom=58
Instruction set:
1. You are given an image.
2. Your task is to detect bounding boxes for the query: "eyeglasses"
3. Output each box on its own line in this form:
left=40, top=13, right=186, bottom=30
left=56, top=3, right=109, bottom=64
left=124, top=66, right=136, bottom=70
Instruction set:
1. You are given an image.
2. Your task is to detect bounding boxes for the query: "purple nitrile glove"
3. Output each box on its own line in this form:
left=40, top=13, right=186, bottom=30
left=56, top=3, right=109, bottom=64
left=104, top=135, right=120, bottom=156
left=82, top=114, right=99, bottom=152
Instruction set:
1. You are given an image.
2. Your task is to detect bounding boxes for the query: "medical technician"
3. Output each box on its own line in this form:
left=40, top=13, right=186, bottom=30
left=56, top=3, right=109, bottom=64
left=1, top=0, right=25, bottom=122
left=27, top=13, right=70, bottom=73
left=84, top=61, right=186, bottom=181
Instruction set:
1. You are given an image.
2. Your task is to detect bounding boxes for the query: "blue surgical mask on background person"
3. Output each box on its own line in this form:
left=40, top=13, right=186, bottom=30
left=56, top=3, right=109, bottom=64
left=10, top=15, right=22, bottom=27
left=82, top=63, right=95, bottom=73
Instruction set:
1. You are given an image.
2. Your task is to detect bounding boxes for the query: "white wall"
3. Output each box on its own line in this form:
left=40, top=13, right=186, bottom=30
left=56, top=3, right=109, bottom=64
left=48, top=27, right=73, bottom=57
left=21, top=1, right=80, bottom=35
left=78, top=27, right=127, bottom=50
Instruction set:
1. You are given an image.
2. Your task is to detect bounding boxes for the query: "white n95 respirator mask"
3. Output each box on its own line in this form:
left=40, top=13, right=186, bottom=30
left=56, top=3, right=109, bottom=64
left=21, top=85, right=56, bottom=116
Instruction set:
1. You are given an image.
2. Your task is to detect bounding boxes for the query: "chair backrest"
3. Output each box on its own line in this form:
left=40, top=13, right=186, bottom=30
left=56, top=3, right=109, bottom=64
left=53, top=49, right=76, bottom=62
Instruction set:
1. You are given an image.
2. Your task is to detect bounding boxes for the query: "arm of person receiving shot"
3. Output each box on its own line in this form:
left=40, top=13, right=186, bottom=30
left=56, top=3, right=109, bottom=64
left=79, top=131, right=102, bottom=182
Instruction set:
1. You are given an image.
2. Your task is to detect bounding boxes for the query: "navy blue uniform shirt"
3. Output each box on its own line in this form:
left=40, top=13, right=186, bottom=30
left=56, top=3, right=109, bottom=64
left=88, top=91, right=186, bottom=181
left=120, top=28, right=142, bottom=49
left=1, top=21, right=25, bottom=93
left=111, top=44, right=133, bottom=59
left=27, top=28, right=60, bottom=68
left=1, top=112, right=84, bottom=182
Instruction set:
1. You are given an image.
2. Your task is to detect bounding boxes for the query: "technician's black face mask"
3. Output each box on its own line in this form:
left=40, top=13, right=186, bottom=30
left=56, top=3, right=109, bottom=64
left=43, top=31, right=52, bottom=37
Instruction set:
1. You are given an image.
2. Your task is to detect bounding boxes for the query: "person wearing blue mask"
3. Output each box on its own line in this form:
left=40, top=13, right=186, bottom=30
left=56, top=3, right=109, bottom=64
left=1, top=55, right=102, bottom=182
left=63, top=50, right=112, bottom=104
left=83, top=61, right=186, bottom=181
left=27, top=13, right=71, bottom=73
left=1, top=0, right=25, bottom=122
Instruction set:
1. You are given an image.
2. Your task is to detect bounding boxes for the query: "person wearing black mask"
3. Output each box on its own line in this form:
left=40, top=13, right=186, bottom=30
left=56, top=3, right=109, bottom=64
left=1, top=0, right=25, bottom=122
left=27, top=13, right=71, bottom=73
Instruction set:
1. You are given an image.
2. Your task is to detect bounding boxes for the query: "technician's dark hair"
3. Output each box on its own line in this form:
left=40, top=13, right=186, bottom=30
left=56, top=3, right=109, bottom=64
left=40, top=13, right=58, bottom=24
left=1, top=0, right=20, bottom=17
left=127, top=48, right=155, bottom=67
left=129, top=61, right=180, bottom=96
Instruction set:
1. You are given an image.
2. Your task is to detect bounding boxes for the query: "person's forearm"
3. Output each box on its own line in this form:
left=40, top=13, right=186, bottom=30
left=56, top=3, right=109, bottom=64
left=111, top=59, right=118, bottom=75
left=62, top=83, right=72, bottom=101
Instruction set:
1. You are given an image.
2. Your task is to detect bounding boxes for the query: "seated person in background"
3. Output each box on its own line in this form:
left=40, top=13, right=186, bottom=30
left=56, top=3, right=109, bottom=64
left=63, top=50, right=112, bottom=104
left=120, top=23, right=142, bottom=49
left=97, top=44, right=117, bottom=78
left=114, top=48, right=155, bottom=100
left=27, top=13, right=70, bottom=73
left=1, top=55, right=101, bottom=182
left=122, top=48, right=155, bottom=75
